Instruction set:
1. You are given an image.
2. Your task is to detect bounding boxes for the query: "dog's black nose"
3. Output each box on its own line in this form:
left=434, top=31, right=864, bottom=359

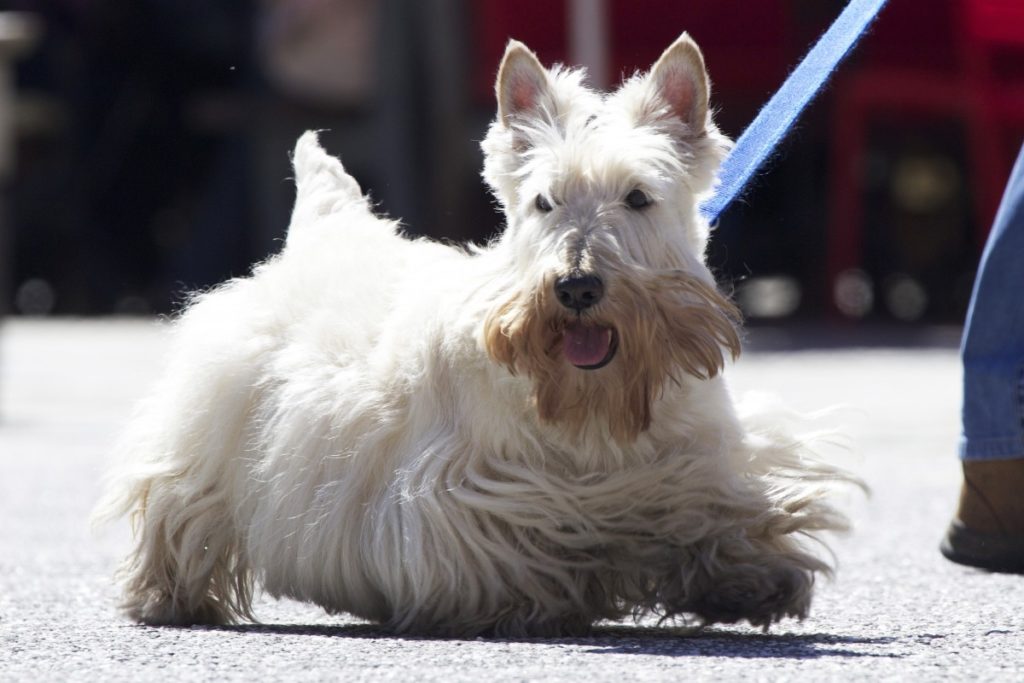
left=554, top=274, right=604, bottom=311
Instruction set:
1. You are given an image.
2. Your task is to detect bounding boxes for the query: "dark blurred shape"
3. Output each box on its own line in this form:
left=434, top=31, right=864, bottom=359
left=12, top=0, right=475, bottom=314
left=833, top=268, right=874, bottom=318
left=13, top=275, right=52, bottom=315
left=884, top=273, right=928, bottom=322
left=826, top=0, right=1024, bottom=319
left=0, top=10, right=40, bottom=319
left=259, top=0, right=377, bottom=108
left=12, top=0, right=257, bottom=315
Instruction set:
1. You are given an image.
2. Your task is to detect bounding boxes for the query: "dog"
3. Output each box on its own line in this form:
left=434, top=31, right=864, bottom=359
left=98, top=34, right=854, bottom=637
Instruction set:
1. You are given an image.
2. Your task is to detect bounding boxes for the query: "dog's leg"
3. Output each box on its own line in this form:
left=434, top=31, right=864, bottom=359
left=677, top=530, right=825, bottom=629
left=650, top=481, right=842, bottom=630
left=114, top=467, right=253, bottom=626
left=97, top=322, right=264, bottom=626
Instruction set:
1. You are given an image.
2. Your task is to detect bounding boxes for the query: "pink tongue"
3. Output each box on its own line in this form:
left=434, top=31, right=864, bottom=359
left=562, top=323, right=613, bottom=367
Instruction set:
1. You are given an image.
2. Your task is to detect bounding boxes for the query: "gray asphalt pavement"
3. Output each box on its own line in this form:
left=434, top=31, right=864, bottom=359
left=2, top=319, right=1021, bottom=681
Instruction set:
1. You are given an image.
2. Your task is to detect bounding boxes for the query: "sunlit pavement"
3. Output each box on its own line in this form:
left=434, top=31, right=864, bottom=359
left=2, top=319, right=1020, bottom=682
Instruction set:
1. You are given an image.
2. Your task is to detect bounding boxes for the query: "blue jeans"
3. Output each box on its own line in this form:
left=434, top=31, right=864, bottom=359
left=960, top=145, right=1024, bottom=461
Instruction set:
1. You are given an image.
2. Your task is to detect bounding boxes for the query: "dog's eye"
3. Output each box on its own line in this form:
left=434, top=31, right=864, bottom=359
left=535, top=194, right=554, bottom=213
left=625, top=189, right=651, bottom=209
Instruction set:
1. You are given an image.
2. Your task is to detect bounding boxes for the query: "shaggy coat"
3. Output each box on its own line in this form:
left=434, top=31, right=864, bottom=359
left=98, top=34, right=853, bottom=637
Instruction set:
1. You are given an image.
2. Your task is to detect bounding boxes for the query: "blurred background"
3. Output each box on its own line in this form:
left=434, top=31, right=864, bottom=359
left=1, top=0, right=1023, bottom=326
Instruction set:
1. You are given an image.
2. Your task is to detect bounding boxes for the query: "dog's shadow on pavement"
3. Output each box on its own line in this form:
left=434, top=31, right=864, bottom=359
left=207, top=623, right=901, bottom=660
left=580, top=626, right=901, bottom=659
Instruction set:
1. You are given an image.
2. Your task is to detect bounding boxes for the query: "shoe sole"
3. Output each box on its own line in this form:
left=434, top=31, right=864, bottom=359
left=940, top=520, right=1024, bottom=574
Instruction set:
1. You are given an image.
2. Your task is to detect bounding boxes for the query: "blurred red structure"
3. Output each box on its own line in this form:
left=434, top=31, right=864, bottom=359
left=826, top=0, right=1024, bottom=314
left=471, top=0, right=794, bottom=117
left=474, top=0, right=569, bottom=83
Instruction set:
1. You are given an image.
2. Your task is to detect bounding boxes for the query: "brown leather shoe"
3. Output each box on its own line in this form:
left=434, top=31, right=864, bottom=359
left=940, top=459, right=1024, bottom=573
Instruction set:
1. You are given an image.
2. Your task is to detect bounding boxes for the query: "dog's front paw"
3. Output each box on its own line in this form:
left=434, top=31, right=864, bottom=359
left=689, top=561, right=813, bottom=629
left=122, top=587, right=236, bottom=627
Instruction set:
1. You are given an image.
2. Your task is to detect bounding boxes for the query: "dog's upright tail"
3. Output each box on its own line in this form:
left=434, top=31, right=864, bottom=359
left=287, top=130, right=368, bottom=240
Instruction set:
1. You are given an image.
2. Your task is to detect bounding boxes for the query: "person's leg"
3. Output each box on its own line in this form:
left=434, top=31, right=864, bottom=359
left=941, top=144, right=1024, bottom=572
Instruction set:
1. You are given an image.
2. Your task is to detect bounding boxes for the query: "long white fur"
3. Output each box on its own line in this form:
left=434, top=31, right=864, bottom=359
left=97, top=34, right=854, bottom=636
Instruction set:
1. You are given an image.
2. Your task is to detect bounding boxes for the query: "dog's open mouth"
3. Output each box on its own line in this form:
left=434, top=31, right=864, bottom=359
left=562, top=323, right=618, bottom=370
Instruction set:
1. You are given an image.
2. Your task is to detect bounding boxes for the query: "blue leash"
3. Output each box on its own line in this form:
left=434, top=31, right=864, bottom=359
left=700, top=0, right=889, bottom=223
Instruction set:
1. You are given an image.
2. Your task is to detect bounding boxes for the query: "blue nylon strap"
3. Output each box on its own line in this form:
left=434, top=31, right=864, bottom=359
left=700, top=0, right=889, bottom=222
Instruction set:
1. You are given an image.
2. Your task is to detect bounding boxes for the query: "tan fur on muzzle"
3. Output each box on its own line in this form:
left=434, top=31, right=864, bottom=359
left=483, top=271, right=742, bottom=443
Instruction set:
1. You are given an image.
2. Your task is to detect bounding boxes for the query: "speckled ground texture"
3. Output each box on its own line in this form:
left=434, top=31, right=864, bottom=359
left=2, top=320, right=1021, bottom=682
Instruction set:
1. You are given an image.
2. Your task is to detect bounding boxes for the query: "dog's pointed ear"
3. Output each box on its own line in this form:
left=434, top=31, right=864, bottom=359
left=496, top=40, right=553, bottom=127
left=645, top=33, right=709, bottom=134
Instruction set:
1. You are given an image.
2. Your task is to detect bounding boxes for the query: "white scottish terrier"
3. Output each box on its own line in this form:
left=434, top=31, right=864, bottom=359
left=99, top=34, right=852, bottom=636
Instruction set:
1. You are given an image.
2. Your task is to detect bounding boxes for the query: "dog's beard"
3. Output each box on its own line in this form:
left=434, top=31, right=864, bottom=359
left=483, top=270, right=742, bottom=443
